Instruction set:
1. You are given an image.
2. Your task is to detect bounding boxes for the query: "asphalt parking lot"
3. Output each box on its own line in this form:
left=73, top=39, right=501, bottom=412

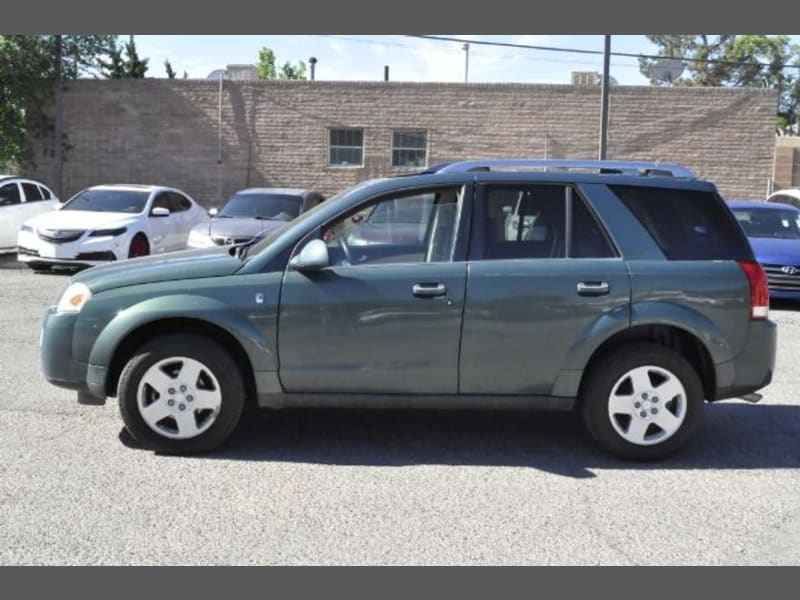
left=1, top=254, right=799, bottom=565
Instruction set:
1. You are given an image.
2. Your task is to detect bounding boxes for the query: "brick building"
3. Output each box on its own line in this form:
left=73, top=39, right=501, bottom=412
left=30, top=80, right=778, bottom=205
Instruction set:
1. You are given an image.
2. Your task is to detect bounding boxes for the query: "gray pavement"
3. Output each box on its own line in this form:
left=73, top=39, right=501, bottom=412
left=0, top=253, right=799, bottom=565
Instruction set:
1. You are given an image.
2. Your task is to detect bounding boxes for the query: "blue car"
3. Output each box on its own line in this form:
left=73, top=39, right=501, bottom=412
left=728, top=200, right=800, bottom=299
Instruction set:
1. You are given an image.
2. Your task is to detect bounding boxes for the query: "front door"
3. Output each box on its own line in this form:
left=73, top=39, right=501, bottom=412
left=278, top=185, right=468, bottom=394
left=148, top=191, right=179, bottom=252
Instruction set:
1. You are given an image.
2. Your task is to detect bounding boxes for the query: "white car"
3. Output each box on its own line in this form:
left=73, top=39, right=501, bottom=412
left=17, top=184, right=207, bottom=271
left=767, top=188, right=800, bottom=210
left=0, top=176, right=59, bottom=252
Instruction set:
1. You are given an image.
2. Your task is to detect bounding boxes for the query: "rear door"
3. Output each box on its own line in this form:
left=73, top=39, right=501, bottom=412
left=19, top=181, right=53, bottom=222
left=459, top=182, right=631, bottom=395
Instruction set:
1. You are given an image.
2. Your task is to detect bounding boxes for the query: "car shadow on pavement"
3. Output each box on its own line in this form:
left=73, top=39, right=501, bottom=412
left=0, top=254, right=23, bottom=270
left=771, top=299, right=800, bottom=312
left=119, top=403, right=800, bottom=478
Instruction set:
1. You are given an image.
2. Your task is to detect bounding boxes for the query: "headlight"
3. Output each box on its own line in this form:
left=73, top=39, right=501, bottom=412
left=188, top=229, right=213, bottom=247
left=20, top=224, right=33, bottom=233
left=88, top=227, right=127, bottom=237
left=56, top=282, right=92, bottom=314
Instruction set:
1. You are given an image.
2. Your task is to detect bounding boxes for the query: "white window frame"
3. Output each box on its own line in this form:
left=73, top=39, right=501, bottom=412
left=391, top=130, right=428, bottom=168
left=329, top=128, right=365, bottom=168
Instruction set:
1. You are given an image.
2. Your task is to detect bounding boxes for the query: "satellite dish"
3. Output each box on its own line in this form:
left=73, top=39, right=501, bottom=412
left=206, top=69, right=226, bottom=80
left=651, top=59, right=685, bottom=84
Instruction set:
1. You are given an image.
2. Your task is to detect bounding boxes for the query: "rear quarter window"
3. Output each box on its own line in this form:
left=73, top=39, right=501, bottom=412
left=610, top=185, right=753, bottom=261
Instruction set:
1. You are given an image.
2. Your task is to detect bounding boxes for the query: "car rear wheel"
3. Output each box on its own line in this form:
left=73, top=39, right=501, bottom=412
left=580, top=342, right=704, bottom=460
left=128, top=234, right=150, bottom=258
left=118, top=334, right=246, bottom=454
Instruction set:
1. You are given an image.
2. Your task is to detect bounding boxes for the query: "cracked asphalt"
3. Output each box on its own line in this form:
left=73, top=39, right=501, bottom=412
left=1, top=255, right=799, bottom=565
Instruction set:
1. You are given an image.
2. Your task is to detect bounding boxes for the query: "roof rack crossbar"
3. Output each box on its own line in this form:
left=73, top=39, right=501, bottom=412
left=433, top=159, right=695, bottom=178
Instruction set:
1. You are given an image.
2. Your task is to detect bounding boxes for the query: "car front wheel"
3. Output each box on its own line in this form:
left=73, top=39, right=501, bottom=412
left=118, top=334, right=246, bottom=454
left=580, top=343, right=704, bottom=460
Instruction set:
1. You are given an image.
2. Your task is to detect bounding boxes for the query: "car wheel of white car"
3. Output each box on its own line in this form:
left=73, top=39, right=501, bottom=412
left=128, top=234, right=150, bottom=258
left=118, top=334, right=247, bottom=454
left=580, top=342, right=704, bottom=460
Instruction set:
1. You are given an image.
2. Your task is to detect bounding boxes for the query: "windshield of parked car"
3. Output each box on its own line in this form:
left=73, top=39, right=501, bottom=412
left=218, top=193, right=303, bottom=221
left=62, top=189, right=150, bottom=213
left=733, top=207, right=800, bottom=239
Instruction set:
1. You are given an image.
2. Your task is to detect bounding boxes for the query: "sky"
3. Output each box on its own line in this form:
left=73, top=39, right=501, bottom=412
left=131, top=35, right=683, bottom=85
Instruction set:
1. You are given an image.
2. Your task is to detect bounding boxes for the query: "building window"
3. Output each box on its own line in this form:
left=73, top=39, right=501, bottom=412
left=392, top=131, right=428, bottom=168
left=329, top=129, right=364, bottom=167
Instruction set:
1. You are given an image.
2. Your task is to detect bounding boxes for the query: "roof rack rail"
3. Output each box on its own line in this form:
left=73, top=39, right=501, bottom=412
left=433, top=159, right=695, bottom=178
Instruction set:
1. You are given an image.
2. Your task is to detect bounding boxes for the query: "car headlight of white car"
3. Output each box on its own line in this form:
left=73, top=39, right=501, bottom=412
left=56, top=282, right=92, bottom=314
left=88, top=227, right=128, bottom=238
left=188, top=229, right=214, bottom=247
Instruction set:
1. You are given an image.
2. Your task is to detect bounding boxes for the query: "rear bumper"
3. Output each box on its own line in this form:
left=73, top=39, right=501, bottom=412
left=715, top=319, right=777, bottom=400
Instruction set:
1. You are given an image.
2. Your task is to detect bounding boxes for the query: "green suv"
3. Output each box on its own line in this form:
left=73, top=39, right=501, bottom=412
left=39, top=160, right=777, bottom=459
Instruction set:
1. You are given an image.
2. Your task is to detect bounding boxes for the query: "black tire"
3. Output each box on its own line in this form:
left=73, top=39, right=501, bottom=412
left=118, top=333, right=247, bottom=454
left=580, top=342, right=704, bottom=461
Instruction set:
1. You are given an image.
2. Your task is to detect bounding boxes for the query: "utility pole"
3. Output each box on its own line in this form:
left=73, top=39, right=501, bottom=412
left=599, top=35, right=611, bottom=160
left=53, top=35, right=63, bottom=198
left=463, top=43, right=470, bottom=83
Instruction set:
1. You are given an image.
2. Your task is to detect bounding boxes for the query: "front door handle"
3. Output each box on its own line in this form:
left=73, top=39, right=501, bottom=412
left=577, top=281, right=610, bottom=296
left=412, top=283, right=447, bottom=298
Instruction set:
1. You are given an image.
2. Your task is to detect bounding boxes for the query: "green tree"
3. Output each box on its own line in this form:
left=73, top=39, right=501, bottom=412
left=256, top=46, right=307, bottom=80
left=101, top=35, right=149, bottom=79
left=0, top=35, right=117, bottom=170
left=164, top=59, right=176, bottom=79
left=639, top=35, right=800, bottom=132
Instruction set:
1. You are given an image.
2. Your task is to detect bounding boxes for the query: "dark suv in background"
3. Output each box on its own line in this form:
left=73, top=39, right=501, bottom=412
left=39, top=160, right=776, bottom=460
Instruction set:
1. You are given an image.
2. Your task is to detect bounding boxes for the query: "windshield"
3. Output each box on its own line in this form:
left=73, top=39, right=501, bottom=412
left=219, top=193, right=302, bottom=220
left=733, top=207, right=800, bottom=239
left=241, top=187, right=358, bottom=261
left=63, top=189, right=149, bottom=213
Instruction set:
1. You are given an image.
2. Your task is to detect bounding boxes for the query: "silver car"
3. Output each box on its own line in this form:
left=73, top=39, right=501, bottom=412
left=187, top=188, right=325, bottom=248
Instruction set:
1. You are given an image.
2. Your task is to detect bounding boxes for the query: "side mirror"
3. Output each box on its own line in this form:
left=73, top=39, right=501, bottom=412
left=289, top=239, right=329, bottom=271
left=208, top=207, right=218, bottom=217
left=54, top=202, right=65, bottom=210
left=151, top=207, right=170, bottom=217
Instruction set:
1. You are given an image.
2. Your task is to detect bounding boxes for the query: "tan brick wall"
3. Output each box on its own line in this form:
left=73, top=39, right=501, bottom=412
left=29, top=80, right=778, bottom=205
left=774, top=136, right=800, bottom=190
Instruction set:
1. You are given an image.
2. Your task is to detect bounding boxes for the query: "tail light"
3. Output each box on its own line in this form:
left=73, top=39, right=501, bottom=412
left=738, top=261, right=769, bottom=320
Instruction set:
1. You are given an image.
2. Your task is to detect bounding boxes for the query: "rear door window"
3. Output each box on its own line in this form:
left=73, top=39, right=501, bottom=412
left=473, top=184, right=617, bottom=260
left=22, top=183, right=45, bottom=202
left=610, top=185, right=753, bottom=261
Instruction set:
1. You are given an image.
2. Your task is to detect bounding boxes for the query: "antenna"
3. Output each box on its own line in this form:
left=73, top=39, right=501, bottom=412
left=651, top=59, right=685, bottom=84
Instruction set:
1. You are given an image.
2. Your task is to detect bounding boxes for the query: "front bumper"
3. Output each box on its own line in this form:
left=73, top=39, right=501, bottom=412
left=40, top=307, right=90, bottom=392
left=17, top=229, right=125, bottom=268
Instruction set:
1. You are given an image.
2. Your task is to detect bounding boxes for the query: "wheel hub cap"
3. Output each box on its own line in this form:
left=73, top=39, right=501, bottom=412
left=136, top=357, right=223, bottom=440
left=607, top=365, right=687, bottom=446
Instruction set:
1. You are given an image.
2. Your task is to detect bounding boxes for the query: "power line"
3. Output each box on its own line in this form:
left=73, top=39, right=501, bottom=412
left=317, top=35, right=640, bottom=70
left=407, top=35, right=800, bottom=72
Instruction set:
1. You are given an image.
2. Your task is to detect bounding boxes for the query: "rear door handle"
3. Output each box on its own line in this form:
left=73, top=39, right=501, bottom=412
left=412, top=283, right=447, bottom=298
left=577, top=281, right=610, bottom=296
